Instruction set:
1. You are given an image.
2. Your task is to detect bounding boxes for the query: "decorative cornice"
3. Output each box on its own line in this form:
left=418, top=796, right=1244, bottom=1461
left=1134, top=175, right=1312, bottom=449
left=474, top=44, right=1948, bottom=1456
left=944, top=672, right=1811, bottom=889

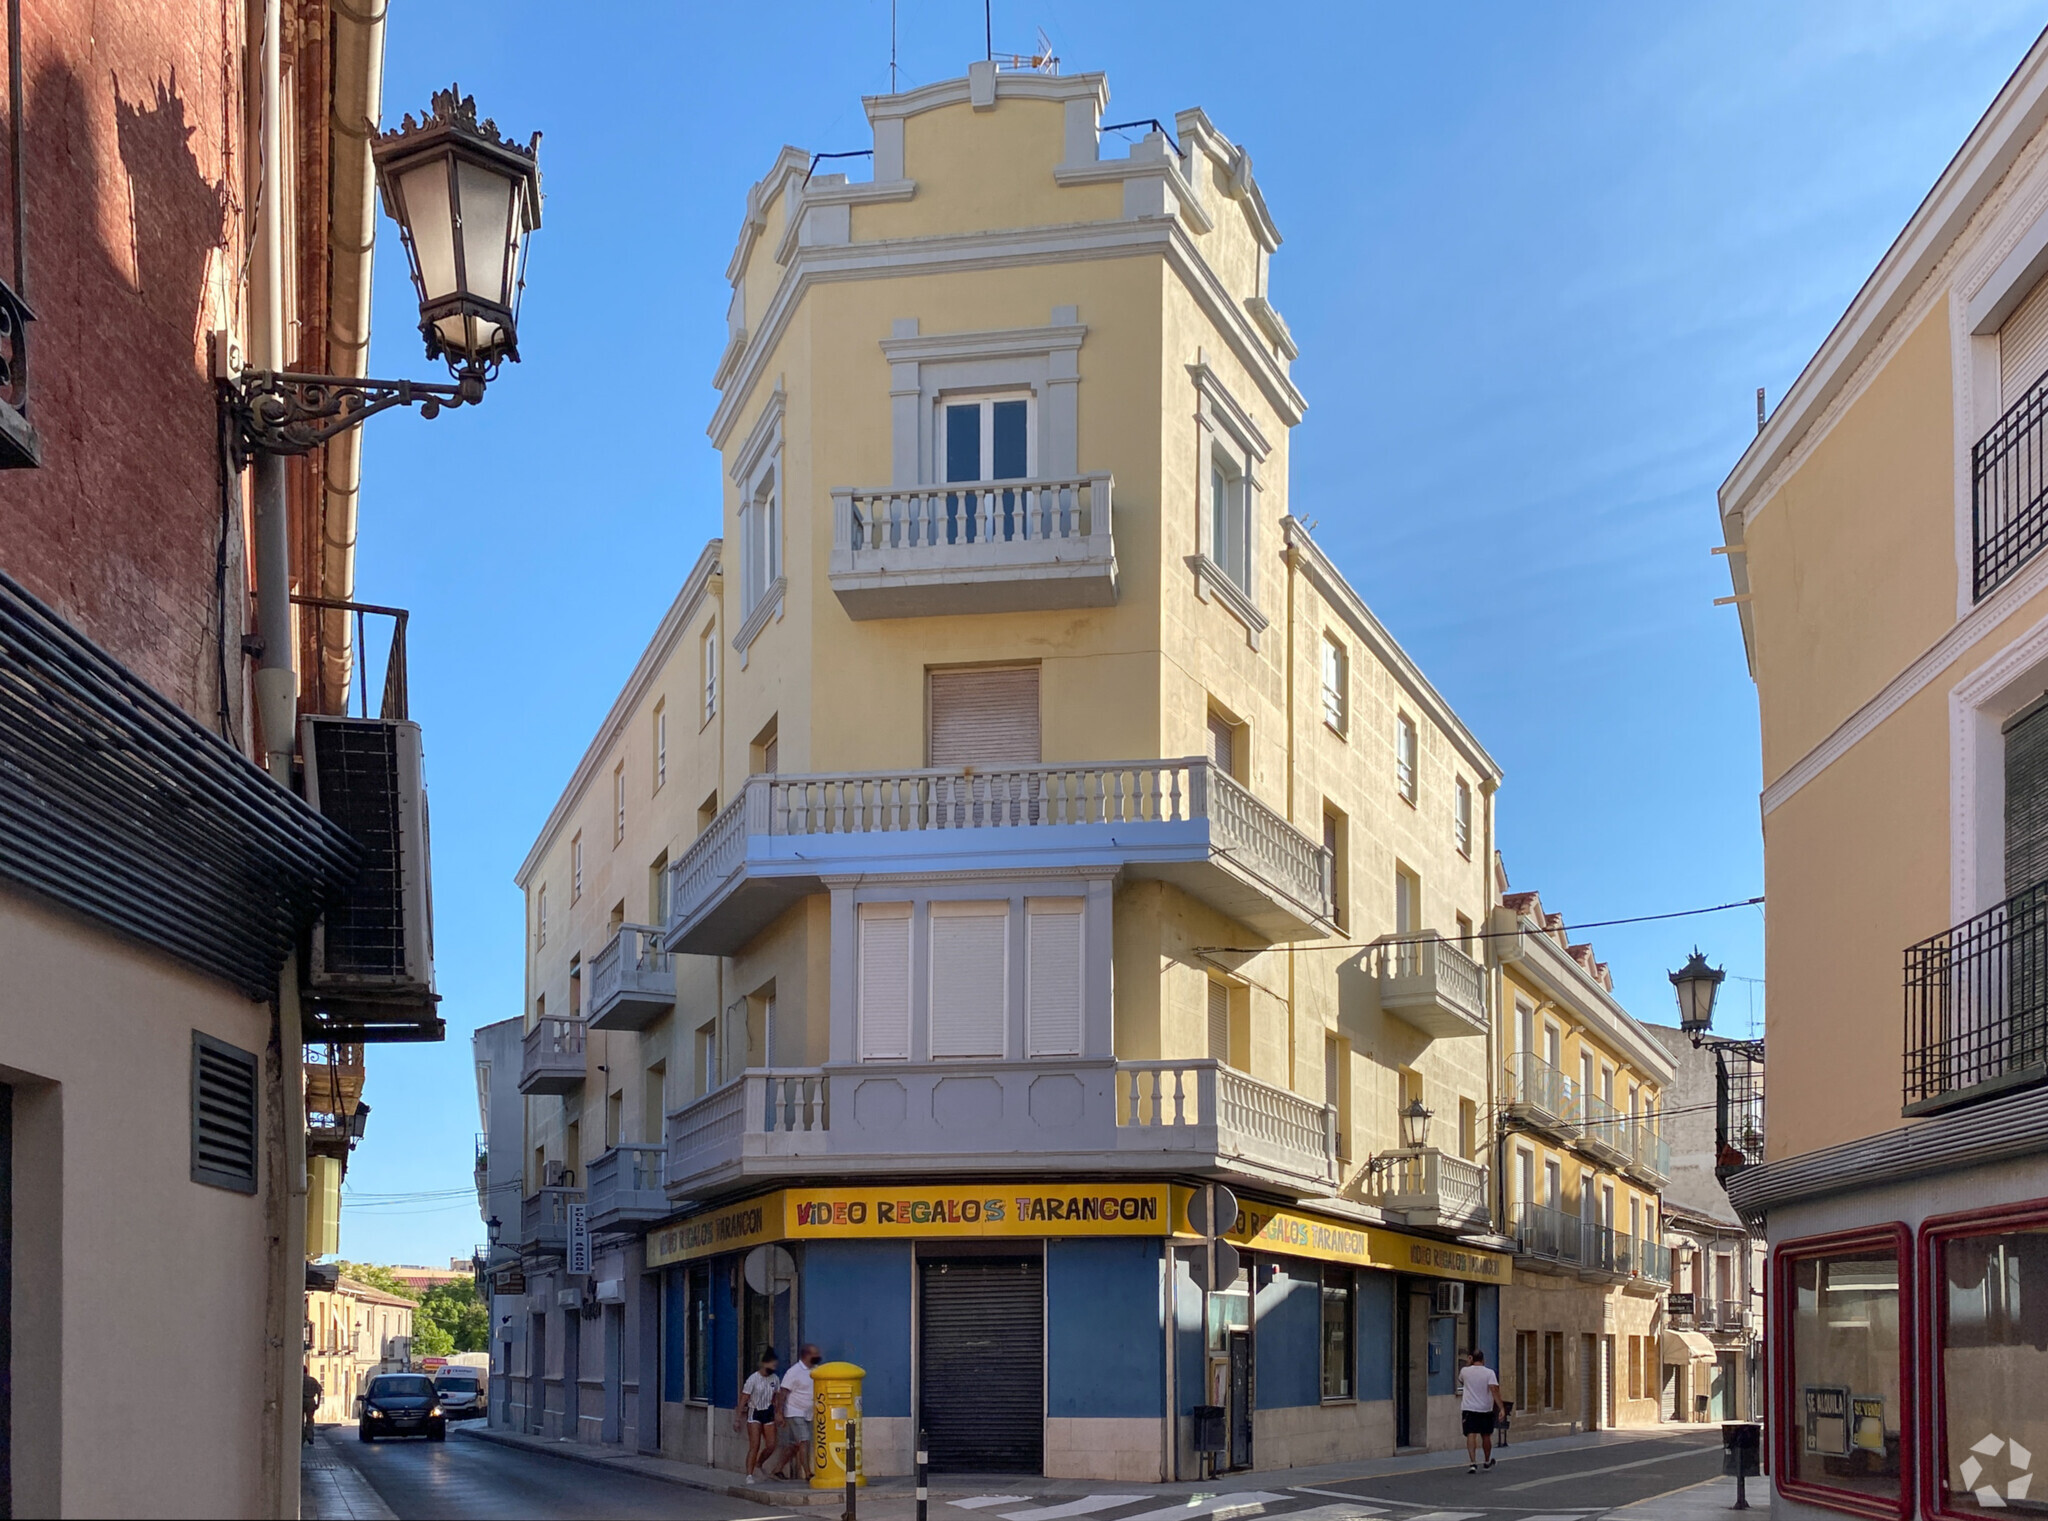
left=725, top=146, right=810, bottom=285
left=1187, top=554, right=1268, bottom=648
left=1176, top=107, right=1282, bottom=253
left=730, top=382, right=785, bottom=486
left=1245, top=296, right=1298, bottom=361
left=1494, top=914, right=1677, bottom=1081
left=1053, top=151, right=1212, bottom=234
left=863, top=71, right=1108, bottom=123
left=1283, top=517, right=1501, bottom=787
left=772, top=178, right=919, bottom=267
left=731, top=576, right=786, bottom=661
left=879, top=321, right=1086, bottom=364
left=514, top=541, right=724, bottom=888
left=1188, top=358, right=1271, bottom=460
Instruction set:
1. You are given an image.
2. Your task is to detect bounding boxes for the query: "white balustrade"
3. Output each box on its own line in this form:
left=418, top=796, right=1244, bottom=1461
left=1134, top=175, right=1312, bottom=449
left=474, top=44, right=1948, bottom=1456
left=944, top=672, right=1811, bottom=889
left=834, top=473, right=1110, bottom=553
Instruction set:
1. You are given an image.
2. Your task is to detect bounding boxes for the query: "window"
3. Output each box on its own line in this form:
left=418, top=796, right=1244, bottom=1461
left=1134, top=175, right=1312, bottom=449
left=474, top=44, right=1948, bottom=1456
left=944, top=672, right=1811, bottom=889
left=1779, top=1230, right=1905, bottom=1507
left=537, top=885, right=548, bottom=947
left=1927, top=1208, right=2047, bottom=1517
left=1321, top=635, right=1347, bottom=734
left=701, top=623, right=718, bottom=724
left=857, top=904, right=913, bottom=1061
left=1394, top=864, right=1421, bottom=939
left=1396, top=713, right=1418, bottom=804
left=1456, top=913, right=1474, bottom=953
left=697, top=791, right=719, bottom=835
left=941, top=394, right=1032, bottom=485
left=930, top=901, right=1008, bottom=1059
left=605, top=1089, right=623, bottom=1148
left=569, top=957, right=582, bottom=1019
left=1514, top=1147, right=1534, bottom=1213
left=685, top=1263, right=712, bottom=1401
left=1545, top=1158, right=1562, bottom=1210
left=1324, top=1035, right=1350, bottom=1161
left=741, top=469, right=781, bottom=615
left=1516, top=999, right=1535, bottom=1056
left=693, top=1019, right=719, bottom=1095
left=1454, top=776, right=1472, bottom=855
left=613, top=762, right=626, bottom=846
left=649, top=852, right=670, bottom=926
left=653, top=702, right=667, bottom=792
left=1206, top=978, right=1245, bottom=1068
left=751, top=716, right=779, bottom=775
left=643, top=1062, right=666, bottom=1144
left=1207, top=708, right=1240, bottom=780
left=572, top=834, right=583, bottom=901
left=929, top=667, right=1040, bottom=767
left=1515, top=1330, right=1538, bottom=1415
left=1210, top=447, right=1251, bottom=592
left=1025, top=898, right=1084, bottom=1058
left=191, top=1032, right=259, bottom=1193
left=1459, top=1098, right=1478, bottom=1161
left=1320, top=1265, right=1354, bottom=1400
left=1627, top=1334, right=1644, bottom=1400
left=1323, top=805, right=1348, bottom=930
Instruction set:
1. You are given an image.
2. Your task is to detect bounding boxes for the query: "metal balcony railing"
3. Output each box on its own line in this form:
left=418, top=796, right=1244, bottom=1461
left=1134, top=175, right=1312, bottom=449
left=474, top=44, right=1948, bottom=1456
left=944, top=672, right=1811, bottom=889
left=1511, top=1202, right=1585, bottom=1267
left=1622, top=1120, right=1671, bottom=1183
left=1904, top=879, right=2048, bottom=1113
left=1578, top=1090, right=1628, bottom=1163
left=1505, top=1051, right=1581, bottom=1135
left=1974, top=374, right=2048, bottom=600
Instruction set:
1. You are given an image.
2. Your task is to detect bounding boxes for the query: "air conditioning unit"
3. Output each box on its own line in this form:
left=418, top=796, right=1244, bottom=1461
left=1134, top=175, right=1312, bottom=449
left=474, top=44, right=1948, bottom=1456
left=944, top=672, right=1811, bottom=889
left=300, top=716, right=442, bottom=1040
left=1432, top=1281, right=1466, bottom=1317
left=543, top=1161, right=574, bottom=1188
left=595, top=1278, right=625, bottom=1304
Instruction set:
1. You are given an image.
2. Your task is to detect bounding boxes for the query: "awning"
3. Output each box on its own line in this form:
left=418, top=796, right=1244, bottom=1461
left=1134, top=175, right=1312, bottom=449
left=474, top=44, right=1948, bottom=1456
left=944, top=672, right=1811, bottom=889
left=1663, top=1329, right=1718, bottom=1361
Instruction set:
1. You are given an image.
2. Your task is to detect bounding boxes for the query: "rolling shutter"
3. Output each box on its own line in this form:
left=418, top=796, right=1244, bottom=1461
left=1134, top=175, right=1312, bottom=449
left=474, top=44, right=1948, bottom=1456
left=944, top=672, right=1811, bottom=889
left=858, top=904, right=912, bottom=1060
left=1207, top=712, right=1235, bottom=777
left=929, top=668, right=1040, bottom=767
left=2004, top=274, right=2048, bottom=408
left=1207, top=978, right=1231, bottom=1063
left=920, top=1256, right=1044, bottom=1473
left=191, top=1031, right=259, bottom=1193
left=930, top=902, right=1007, bottom=1058
left=1025, top=899, right=1083, bottom=1057
left=2006, top=695, right=2048, bottom=896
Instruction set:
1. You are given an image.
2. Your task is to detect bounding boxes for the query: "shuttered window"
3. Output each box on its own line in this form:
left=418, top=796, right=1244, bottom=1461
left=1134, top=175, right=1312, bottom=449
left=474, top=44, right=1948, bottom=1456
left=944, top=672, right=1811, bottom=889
left=1207, top=978, right=1232, bottom=1064
left=1208, top=712, right=1236, bottom=778
left=1025, top=898, right=1083, bottom=1057
left=929, top=667, right=1040, bottom=767
left=930, top=901, right=1008, bottom=1058
left=858, top=904, right=912, bottom=1061
left=191, top=1031, right=259, bottom=1193
left=2005, top=695, right=2048, bottom=896
left=2004, top=275, right=2048, bottom=408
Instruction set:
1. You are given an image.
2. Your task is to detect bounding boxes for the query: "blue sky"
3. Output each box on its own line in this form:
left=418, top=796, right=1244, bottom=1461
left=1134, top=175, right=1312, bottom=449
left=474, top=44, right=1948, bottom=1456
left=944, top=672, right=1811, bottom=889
left=337, top=2, right=2045, bottom=1262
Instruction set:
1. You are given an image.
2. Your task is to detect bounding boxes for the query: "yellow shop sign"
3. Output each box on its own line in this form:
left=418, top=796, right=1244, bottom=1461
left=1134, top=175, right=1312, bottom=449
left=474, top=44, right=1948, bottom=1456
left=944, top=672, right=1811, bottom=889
left=645, top=1195, right=783, bottom=1268
left=1219, top=1198, right=1512, bottom=1284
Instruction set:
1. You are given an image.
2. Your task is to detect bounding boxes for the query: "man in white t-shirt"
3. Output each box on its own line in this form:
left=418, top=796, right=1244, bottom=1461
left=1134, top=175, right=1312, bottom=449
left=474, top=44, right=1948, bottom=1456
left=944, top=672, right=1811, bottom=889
left=773, top=1344, right=821, bottom=1480
left=1458, top=1348, right=1502, bottom=1473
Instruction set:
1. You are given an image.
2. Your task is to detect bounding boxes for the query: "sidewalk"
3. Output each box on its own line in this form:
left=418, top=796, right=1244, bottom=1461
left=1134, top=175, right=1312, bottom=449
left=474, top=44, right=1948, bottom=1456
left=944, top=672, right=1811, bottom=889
left=458, top=1421, right=1724, bottom=1515
left=1610, top=1474, right=1761, bottom=1517
left=302, top=1425, right=399, bottom=1521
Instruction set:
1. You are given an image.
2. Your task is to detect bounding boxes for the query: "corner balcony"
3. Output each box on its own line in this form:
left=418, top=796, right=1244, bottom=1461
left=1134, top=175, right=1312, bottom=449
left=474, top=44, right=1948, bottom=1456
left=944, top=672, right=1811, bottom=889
left=1510, top=1202, right=1586, bottom=1271
left=1371, top=935, right=1487, bottom=1039
left=829, top=473, right=1117, bottom=619
left=519, top=1186, right=583, bottom=1256
left=1503, top=1051, right=1581, bottom=1143
left=1903, top=879, right=2048, bottom=1115
left=666, top=760, right=1335, bottom=955
left=1575, top=1091, right=1629, bottom=1167
left=586, top=1144, right=669, bottom=1231
left=1364, top=1147, right=1490, bottom=1233
left=663, top=1058, right=1338, bottom=1202
left=1621, top=1121, right=1671, bottom=1186
left=587, top=924, right=674, bottom=1033
left=518, top=1016, right=587, bottom=1096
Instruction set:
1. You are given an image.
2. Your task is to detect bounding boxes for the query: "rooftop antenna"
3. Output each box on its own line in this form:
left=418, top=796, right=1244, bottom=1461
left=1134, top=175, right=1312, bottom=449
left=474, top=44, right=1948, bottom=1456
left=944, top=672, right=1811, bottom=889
left=890, top=0, right=898, bottom=92
left=1756, top=387, right=1766, bottom=434
left=985, top=0, right=993, bottom=61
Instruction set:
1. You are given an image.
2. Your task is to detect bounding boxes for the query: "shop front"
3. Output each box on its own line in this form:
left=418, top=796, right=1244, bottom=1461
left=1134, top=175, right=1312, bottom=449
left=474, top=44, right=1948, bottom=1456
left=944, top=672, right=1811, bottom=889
left=642, top=1182, right=1510, bottom=1480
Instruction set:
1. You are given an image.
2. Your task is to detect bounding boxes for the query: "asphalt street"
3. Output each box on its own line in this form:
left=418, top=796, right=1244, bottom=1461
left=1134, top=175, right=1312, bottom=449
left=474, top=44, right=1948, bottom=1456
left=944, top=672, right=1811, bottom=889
left=1286, top=1429, right=1725, bottom=1516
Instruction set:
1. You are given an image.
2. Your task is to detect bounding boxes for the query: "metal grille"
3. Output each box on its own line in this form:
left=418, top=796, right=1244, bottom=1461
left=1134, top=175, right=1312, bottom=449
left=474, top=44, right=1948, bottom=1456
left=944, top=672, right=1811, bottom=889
left=307, top=720, right=405, bottom=977
left=919, top=1256, right=1043, bottom=1473
left=1903, top=879, right=2048, bottom=1113
left=191, top=1032, right=258, bottom=1193
left=0, top=570, right=359, bottom=997
left=1972, top=371, right=2048, bottom=600
left=1722, top=1050, right=1765, bottom=1164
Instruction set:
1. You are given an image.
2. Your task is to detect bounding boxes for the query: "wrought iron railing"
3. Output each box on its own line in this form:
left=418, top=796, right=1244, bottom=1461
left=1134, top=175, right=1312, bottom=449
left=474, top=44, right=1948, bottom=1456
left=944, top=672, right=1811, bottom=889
left=1505, top=1051, right=1581, bottom=1130
left=1512, top=1201, right=1585, bottom=1266
left=1903, top=879, right=2048, bottom=1112
left=0, top=275, right=36, bottom=468
left=1974, top=375, right=2048, bottom=599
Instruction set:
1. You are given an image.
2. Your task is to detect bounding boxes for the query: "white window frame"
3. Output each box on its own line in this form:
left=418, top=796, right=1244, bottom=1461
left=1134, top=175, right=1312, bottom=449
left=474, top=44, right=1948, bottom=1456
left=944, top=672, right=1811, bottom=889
left=928, top=900, right=1010, bottom=1060
left=571, top=834, right=583, bottom=902
left=856, top=903, right=913, bottom=1062
left=613, top=762, right=626, bottom=846
left=700, top=622, right=718, bottom=726
left=730, top=386, right=786, bottom=664
left=1454, top=776, right=1472, bottom=855
left=1321, top=633, right=1348, bottom=735
left=653, top=701, right=667, bottom=792
left=1024, top=897, right=1084, bottom=1058
left=1187, top=359, right=1270, bottom=646
left=537, top=884, right=548, bottom=948
left=741, top=469, right=781, bottom=615
left=936, top=390, right=1037, bottom=483
left=1396, top=712, right=1419, bottom=804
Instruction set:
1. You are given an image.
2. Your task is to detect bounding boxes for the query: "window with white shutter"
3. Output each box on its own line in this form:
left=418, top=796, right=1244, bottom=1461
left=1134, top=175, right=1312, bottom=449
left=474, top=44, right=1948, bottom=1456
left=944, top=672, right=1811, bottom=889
left=1206, top=978, right=1232, bottom=1065
left=930, top=901, right=1008, bottom=1058
left=2004, top=274, right=2048, bottom=408
left=928, top=667, right=1040, bottom=767
left=858, top=903, right=912, bottom=1061
left=1026, top=898, right=1083, bottom=1057
left=1207, top=711, right=1236, bottom=779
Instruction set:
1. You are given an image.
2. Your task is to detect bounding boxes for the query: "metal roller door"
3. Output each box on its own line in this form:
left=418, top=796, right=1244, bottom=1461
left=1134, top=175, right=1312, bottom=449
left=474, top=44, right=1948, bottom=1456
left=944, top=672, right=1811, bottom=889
left=919, top=1256, right=1043, bottom=1473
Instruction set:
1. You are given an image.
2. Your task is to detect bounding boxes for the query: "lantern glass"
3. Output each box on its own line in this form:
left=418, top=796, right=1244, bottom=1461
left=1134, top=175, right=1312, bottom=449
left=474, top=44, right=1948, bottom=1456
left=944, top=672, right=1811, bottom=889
left=396, top=160, right=458, bottom=300
left=1669, top=949, right=1725, bottom=1035
left=1399, top=1098, right=1433, bottom=1150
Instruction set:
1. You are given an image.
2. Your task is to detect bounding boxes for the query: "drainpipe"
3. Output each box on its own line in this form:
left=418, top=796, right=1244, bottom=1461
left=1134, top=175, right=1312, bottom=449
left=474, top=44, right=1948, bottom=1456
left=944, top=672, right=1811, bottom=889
left=1283, top=532, right=1298, bottom=1092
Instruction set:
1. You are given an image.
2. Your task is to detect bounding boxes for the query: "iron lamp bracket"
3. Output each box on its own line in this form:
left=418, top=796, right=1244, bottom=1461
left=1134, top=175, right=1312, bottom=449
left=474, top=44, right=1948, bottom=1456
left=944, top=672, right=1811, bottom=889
left=225, top=366, right=487, bottom=462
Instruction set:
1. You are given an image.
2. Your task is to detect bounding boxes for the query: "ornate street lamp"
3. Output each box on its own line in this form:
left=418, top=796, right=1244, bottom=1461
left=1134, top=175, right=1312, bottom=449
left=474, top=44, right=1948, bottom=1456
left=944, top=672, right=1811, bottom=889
left=1669, top=948, right=1726, bottom=1037
left=1398, top=1097, right=1434, bottom=1150
left=226, top=86, right=541, bottom=458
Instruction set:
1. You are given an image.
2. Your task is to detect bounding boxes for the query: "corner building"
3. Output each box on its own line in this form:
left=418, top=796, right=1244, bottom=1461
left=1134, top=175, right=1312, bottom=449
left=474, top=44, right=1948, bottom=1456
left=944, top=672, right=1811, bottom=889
left=503, top=61, right=1520, bottom=1480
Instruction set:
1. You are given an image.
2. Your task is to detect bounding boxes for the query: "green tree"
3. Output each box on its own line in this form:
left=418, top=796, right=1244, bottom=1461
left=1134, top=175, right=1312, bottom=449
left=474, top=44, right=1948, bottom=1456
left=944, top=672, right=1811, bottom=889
left=336, top=1262, right=420, bottom=1301
left=418, top=1279, right=491, bottom=1354
left=412, top=1316, right=455, bottom=1358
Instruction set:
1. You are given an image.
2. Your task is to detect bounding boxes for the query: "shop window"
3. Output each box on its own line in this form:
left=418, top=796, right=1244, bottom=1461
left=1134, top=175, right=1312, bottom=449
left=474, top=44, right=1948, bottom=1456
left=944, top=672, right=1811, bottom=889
left=1321, top=1265, right=1354, bottom=1400
left=1928, top=1208, right=2048, bottom=1516
left=1778, top=1229, right=1906, bottom=1509
left=685, top=1263, right=712, bottom=1402
left=1544, top=1330, right=1565, bottom=1409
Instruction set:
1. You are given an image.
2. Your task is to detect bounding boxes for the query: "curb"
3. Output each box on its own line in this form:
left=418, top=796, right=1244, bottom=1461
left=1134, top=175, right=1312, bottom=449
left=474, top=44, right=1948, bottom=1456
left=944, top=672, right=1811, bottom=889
left=455, top=1424, right=848, bottom=1505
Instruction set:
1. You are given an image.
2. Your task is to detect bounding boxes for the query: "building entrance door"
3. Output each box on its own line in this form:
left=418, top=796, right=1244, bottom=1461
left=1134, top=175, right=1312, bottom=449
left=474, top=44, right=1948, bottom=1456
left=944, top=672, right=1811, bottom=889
left=1227, top=1330, right=1253, bottom=1471
left=1712, top=1354, right=1734, bottom=1420
left=1580, top=1333, right=1600, bottom=1430
left=919, top=1255, right=1043, bottom=1473
left=1395, top=1280, right=1429, bottom=1449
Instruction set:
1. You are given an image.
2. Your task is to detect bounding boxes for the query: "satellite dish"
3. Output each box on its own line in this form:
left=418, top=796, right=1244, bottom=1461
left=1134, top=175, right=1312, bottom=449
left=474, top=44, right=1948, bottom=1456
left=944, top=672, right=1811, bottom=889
left=743, top=1244, right=798, bottom=1296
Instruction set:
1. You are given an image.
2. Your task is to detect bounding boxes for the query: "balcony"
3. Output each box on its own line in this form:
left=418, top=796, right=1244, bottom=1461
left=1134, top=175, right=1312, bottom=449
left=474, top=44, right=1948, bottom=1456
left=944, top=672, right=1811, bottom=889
left=1621, top=1121, right=1671, bottom=1186
left=829, top=473, right=1117, bottom=619
left=1972, top=375, right=2048, bottom=601
left=1503, top=1052, right=1581, bottom=1143
left=1903, top=879, right=2048, bottom=1114
left=518, top=1016, right=587, bottom=1096
left=1579, top=1221, right=1625, bottom=1284
left=664, top=1058, right=1338, bottom=1201
left=520, top=1186, right=583, bottom=1255
left=586, top=1144, right=669, bottom=1230
left=666, top=760, right=1335, bottom=955
left=1511, top=1202, right=1585, bottom=1270
left=1371, top=935, right=1487, bottom=1039
left=587, top=924, right=674, bottom=1033
left=1365, top=1147, right=1490, bottom=1233
left=1576, top=1090, right=1629, bottom=1167
left=1619, top=1235, right=1672, bottom=1288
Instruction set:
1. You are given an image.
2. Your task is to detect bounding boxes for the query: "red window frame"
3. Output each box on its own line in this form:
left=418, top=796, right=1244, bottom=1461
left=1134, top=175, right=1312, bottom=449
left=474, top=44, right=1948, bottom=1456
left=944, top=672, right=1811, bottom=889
left=1916, top=1197, right=2048, bottom=1520
left=1771, top=1222, right=1915, bottom=1520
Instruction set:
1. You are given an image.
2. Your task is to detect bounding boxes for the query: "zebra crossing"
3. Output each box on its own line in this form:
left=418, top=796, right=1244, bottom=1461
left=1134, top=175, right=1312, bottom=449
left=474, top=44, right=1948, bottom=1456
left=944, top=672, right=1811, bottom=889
left=946, top=1490, right=1606, bottom=1521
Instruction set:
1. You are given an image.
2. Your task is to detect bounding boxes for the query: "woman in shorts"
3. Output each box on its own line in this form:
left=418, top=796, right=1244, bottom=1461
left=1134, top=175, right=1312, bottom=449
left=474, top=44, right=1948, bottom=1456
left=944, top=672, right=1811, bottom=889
left=737, top=1348, right=781, bottom=1482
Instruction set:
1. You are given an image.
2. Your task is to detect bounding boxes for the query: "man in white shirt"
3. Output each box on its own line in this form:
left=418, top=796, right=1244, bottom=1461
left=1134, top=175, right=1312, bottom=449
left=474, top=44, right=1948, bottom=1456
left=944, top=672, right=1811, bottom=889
left=773, top=1344, right=822, bottom=1481
left=1458, top=1348, right=1502, bottom=1473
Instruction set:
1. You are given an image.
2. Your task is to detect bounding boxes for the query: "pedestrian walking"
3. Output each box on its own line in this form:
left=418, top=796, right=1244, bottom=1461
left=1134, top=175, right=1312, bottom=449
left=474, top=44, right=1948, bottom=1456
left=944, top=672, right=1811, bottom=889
left=773, top=1344, right=822, bottom=1480
left=736, top=1348, right=781, bottom=1483
left=302, top=1366, right=323, bottom=1444
left=1458, top=1348, right=1502, bottom=1473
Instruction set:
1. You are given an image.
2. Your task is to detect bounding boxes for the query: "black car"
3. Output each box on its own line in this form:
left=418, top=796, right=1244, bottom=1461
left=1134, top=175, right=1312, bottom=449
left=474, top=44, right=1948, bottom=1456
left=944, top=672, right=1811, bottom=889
left=358, top=1373, right=446, bottom=1442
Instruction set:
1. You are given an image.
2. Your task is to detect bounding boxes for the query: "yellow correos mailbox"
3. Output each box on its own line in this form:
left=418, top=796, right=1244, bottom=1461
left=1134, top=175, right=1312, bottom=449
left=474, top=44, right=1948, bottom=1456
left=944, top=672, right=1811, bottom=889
left=810, top=1361, right=865, bottom=1490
